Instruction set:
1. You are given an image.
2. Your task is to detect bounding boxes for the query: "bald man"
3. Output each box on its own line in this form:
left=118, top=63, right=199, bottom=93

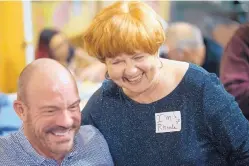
left=0, top=59, right=113, bottom=166
left=164, top=22, right=223, bottom=76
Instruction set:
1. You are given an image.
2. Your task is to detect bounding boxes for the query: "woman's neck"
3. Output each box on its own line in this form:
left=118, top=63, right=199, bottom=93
left=124, top=60, right=188, bottom=104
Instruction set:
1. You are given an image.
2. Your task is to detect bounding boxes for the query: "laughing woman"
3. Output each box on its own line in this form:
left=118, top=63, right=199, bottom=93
left=81, top=1, right=249, bottom=165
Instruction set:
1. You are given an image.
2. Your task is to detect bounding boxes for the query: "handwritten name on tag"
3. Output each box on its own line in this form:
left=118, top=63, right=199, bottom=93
left=155, top=111, right=181, bottom=133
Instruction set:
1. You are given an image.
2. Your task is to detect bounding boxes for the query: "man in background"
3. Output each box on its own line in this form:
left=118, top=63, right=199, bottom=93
left=163, top=22, right=223, bottom=77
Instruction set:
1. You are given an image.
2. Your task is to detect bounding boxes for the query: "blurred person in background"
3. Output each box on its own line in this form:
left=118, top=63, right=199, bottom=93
left=220, top=23, right=249, bottom=120
left=163, top=22, right=223, bottom=77
left=35, top=28, right=97, bottom=81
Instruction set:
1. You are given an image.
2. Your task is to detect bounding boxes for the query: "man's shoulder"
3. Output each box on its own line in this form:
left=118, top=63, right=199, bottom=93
left=76, top=125, right=109, bottom=151
left=77, top=125, right=103, bottom=145
left=0, top=132, right=17, bottom=150
left=79, top=125, right=99, bottom=134
left=75, top=125, right=114, bottom=165
left=0, top=132, right=20, bottom=165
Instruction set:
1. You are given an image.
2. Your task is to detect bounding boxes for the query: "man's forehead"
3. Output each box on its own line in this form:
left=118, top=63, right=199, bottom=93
left=38, top=98, right=81, bottom=110
left=20, top=58, right=78, bottom=104
left=27, top=90, right=80, bottom=109
left=30, top=67, right=75, bottom=87
left=26, top=79, right=78, bottom=103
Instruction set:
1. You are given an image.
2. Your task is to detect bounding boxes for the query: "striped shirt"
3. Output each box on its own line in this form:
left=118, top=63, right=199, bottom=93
left=0, top=125, right=114, bottom=166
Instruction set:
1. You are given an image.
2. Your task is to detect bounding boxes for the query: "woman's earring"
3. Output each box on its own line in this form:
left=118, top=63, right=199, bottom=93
left=105, top=72, right=111, bottom=80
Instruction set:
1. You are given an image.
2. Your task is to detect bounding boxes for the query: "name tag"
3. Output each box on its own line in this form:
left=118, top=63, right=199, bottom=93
left=155, top=111, right=181, bottom=133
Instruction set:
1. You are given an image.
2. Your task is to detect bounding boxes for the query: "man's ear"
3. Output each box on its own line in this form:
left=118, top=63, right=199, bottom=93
left=13, top=100, right=28, bottom=122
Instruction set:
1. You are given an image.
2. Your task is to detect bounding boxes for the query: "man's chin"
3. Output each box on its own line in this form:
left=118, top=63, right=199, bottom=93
left=49, top=140, right=74, bottom=155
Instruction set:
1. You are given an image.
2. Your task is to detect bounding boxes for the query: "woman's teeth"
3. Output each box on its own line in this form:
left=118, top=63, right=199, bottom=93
left=127, top=75, right=142, bottom=83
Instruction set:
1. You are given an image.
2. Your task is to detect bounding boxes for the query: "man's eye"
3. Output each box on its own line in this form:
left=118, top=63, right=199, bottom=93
left=69, top=105, right=79, bottom=111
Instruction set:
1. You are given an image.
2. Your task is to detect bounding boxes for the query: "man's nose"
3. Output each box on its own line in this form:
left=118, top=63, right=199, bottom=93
left=55, top=110, right=73, bottom=128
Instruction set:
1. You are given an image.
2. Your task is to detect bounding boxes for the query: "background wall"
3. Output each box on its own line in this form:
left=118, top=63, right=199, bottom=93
left=31, top=1, right=170, bottom=45
left=0, top=2, right=25, bottom=93
left=32, top=1, right=97, bottom=46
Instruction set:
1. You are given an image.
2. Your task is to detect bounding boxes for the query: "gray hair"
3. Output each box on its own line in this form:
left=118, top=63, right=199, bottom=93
left=165, top=22, right=204, bottom=50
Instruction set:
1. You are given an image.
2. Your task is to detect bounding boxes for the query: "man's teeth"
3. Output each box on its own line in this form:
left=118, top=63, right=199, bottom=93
left=53, top=131, right=69, bottom=136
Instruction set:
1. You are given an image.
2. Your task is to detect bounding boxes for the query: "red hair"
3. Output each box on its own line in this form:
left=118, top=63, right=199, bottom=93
left=82, top=1, right=165, bottom=62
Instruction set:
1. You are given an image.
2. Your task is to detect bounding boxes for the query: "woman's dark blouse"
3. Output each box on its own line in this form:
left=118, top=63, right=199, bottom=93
left=82, top=64, right=249, bottom=166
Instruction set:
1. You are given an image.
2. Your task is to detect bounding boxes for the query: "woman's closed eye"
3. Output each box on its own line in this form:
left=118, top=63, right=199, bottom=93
left=112, top=60, right=123, bottom=65
left=133, top=56, right=144, bottom=61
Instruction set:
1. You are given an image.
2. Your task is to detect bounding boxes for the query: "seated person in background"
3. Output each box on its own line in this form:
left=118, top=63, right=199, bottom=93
left=35, top=28, right=97, bottom=81
left=0, top=59, right=113, bottom=166
left=163, top=22, right=223, bottom=76
left=81, top=1, right=249, bottom=165
left=220, top=23, right=249, bottom=120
